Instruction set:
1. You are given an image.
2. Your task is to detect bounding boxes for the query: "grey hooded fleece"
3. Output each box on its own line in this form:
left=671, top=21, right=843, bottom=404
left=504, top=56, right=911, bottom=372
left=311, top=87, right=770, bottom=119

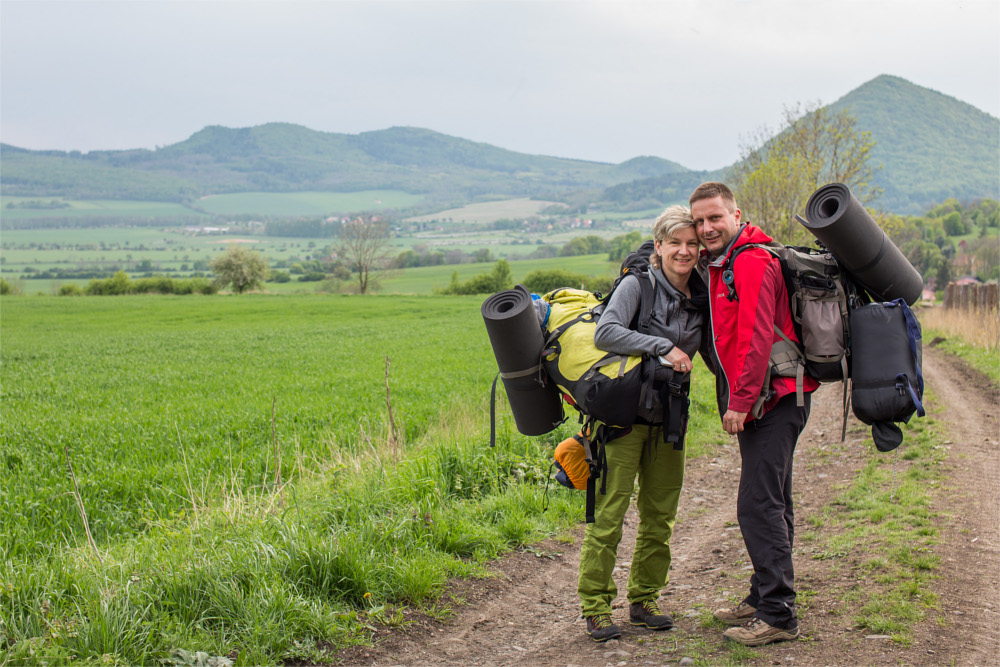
left=593, top=268, right=707, bottom=422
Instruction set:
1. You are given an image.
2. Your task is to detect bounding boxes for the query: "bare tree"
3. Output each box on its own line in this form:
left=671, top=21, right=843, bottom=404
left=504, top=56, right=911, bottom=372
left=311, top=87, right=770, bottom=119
left=338, top=217, right=393, bottom=294
left=729, top=102, right=882, bottom=244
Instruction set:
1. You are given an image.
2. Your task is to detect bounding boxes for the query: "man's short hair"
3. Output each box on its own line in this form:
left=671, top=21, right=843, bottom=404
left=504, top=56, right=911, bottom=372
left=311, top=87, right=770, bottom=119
left=689, top=182, right=737, bottom=212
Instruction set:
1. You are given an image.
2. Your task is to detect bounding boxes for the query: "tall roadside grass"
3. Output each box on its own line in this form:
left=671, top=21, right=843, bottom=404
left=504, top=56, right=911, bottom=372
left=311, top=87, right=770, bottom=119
left=918, top=304, right=999, bottom=384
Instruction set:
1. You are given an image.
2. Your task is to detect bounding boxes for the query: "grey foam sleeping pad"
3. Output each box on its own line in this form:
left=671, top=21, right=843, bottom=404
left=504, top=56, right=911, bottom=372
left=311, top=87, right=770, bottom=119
left=481, top=285, right=564, bottom=436
left=803, top=183, right=923, bottom=305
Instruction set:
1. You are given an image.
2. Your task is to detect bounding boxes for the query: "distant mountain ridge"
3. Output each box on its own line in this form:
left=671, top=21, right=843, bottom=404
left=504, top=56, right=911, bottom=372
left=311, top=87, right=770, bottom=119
left=1, top=75, right=997, bottom=215
left=0, top=124, right=689, bottom=204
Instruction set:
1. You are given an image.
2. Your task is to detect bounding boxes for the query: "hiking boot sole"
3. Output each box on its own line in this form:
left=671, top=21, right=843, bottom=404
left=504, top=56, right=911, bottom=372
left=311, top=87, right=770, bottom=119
left=715, top=615, right=754, bottom=626
left=724, top=626, right=799, bottom=646
left=587, top=631, right=622, bottom=643
left=628, top=618, right=674, bottom=631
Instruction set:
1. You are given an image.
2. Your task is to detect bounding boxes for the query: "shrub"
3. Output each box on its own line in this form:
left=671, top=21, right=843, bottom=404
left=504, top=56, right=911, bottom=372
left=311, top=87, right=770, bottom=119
left=521, top=269, right=588, bottom=293
left=58, top=284, right=83, bottom=296
left=132, top=276, right=176, bottom=294
left=437, top=260, right=513, bottom=295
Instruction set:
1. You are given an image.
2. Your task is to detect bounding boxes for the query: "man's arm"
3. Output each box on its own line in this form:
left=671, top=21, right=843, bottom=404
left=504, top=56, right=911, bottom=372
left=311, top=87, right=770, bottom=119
left=727, top=253, right=783, bottom=415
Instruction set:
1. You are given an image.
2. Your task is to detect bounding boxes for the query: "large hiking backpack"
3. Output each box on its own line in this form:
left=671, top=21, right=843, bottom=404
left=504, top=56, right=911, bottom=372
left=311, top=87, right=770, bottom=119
left=538, top=278, right=670, bottom=525
left=538, top=240, right=693, bottom=522
left=539, top=286, right=657, bottom=428
left=721, top=241, right=868, bottom=436
left=722, top=242, right=864, bottom=383
left=538, top=240, right=661, bottom=428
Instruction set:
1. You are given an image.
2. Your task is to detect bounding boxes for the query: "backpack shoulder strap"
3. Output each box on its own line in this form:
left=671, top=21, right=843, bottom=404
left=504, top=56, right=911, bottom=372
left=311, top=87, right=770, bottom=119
left=633, top=270, right=655, bottom=334
left=721, top=243, right=778, bottom=302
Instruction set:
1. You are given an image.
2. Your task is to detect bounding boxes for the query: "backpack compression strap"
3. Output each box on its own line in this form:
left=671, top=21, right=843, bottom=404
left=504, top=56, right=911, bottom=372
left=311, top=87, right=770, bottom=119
left=894, top=299, right=925, bottom=419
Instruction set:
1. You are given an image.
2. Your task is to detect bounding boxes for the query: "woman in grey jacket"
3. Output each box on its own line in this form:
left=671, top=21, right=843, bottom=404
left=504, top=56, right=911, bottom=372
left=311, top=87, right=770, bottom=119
left=579, top=205, right=708, bottom=642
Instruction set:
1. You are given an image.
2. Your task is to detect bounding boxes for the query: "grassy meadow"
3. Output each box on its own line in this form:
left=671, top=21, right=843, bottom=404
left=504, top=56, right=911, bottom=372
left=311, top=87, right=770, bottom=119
left=0, top=292, right=727, bottom=664
left=0, top=197, right=205, bottom=221
left=194, top=191, right=425, bottom=216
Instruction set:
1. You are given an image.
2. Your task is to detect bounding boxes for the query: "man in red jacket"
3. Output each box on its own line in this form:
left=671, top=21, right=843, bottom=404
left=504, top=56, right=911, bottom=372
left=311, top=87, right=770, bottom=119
left=690, top=182, right=818, bottom=646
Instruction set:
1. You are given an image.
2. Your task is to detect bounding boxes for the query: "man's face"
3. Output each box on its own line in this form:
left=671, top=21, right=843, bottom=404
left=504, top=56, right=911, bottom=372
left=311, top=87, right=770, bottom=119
left=692, top=195, right=741, bottom=257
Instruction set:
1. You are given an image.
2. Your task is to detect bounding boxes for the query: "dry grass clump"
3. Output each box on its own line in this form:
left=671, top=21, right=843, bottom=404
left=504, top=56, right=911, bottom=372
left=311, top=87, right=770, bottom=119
left=919, top=304, right=999, bottom=352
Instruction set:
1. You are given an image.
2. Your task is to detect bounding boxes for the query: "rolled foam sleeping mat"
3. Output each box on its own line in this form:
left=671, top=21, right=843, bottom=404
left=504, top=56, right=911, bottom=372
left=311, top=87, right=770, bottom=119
left=803, top=183, right=923, bottom=305
left=481, top=285, right=564, bottom=436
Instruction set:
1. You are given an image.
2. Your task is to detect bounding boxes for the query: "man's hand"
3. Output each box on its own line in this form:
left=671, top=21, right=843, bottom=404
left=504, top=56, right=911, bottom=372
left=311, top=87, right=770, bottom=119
left=722, top=409, right=747, bottom=435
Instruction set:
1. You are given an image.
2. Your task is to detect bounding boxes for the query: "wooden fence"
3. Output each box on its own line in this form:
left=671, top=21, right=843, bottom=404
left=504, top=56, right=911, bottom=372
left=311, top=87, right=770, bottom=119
left=943, top=282, right=999, bottom=311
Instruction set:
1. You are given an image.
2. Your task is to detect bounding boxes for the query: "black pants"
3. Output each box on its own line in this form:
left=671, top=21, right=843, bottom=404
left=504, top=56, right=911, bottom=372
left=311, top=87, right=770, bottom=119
left=736, top=392, right=811, bottom=629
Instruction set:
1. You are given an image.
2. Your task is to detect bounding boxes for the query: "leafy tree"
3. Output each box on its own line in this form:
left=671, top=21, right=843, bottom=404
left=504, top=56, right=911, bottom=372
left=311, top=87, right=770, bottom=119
left=338, top=217, right=393, bottom=294
left=210, top=244, right=269, bottom=294
left=729, top=102, right=881, bottom=244
left=608, top=231, right=645, bottom=262
left=560, top=235, right=609, bottom=257
left=942, top=211, right=966, bottom=236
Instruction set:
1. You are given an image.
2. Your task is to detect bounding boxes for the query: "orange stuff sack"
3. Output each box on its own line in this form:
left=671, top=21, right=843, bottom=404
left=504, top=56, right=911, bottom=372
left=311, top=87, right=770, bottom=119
left=554, top=433, right=591, bottom=490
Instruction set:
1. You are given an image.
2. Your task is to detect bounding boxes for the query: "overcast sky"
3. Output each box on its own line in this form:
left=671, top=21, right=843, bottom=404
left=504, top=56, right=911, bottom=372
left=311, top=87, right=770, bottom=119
left=2, top=0, right=998, bottom=171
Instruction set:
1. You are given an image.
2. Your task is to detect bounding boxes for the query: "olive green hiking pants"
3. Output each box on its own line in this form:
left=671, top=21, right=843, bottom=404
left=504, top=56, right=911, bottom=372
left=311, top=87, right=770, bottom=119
left=577, top=424, right=686, bottom=617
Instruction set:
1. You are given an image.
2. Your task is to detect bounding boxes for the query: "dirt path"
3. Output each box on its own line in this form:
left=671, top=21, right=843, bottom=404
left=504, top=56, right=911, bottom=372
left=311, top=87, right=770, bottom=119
left=338, top=346, right=999, bottom=666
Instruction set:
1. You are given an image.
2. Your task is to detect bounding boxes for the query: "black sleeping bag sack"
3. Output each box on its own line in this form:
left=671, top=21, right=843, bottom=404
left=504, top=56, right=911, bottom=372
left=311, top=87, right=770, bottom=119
left=850, top=300, right=925, bottom=452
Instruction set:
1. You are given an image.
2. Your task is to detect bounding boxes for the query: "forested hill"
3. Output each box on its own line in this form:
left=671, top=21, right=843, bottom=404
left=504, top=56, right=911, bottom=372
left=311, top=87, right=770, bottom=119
left=1, top=75, right=996, bottom=215
left=599, top=76, right=999, bottom=215
left=0, top=124, right=689, bottom=202
left=828, top=74, right=999, bottom=213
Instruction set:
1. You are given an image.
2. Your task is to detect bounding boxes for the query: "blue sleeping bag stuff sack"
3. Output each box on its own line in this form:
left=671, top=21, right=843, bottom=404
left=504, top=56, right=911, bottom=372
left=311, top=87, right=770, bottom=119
left=849, top=299, right=925, bottom=451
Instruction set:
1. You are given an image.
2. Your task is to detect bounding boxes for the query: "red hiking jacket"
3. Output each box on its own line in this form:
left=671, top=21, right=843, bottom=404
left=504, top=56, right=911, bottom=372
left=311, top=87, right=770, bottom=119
left=701, top=224, right=819, bottom=422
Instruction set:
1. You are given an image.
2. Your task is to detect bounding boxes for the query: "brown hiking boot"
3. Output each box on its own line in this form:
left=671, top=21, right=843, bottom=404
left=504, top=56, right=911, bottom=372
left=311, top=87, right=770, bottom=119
left=628, top=599, right=674, bottom=630
left=585, top=614, right=622, bottom=642
left=723, top=617, right=800, bottom=646
left=713, top=601, right=756, bottom=626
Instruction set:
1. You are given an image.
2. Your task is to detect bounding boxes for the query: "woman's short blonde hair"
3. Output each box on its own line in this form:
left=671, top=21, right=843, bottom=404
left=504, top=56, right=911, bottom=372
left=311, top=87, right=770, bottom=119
left=650, top=205, right=694, bottom=269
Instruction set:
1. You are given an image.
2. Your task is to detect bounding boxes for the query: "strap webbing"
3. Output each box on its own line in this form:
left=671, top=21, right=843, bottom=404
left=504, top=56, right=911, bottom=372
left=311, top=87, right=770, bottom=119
left=499, top=364, right=543, bottom=379
left=896, top=299, right=925, bottom=415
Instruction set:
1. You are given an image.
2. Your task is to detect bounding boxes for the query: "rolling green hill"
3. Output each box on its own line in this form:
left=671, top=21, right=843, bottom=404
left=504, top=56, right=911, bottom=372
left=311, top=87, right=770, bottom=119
left=1, top=76, right=995, bottom=217
left=600, top=76, right=999, bottom=215
left=0, top=124, right=689, bottom=204
left=828, top=74, right=999, bottom=213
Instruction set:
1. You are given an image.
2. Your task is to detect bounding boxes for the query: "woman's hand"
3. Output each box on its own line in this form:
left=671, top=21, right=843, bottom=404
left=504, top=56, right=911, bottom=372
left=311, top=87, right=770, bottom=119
left=663, top=347, right=693, bottom=373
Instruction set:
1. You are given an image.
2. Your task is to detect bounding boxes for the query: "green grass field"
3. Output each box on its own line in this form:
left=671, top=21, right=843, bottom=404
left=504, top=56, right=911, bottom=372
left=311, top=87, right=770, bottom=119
left=402, top=198, right=564, bottom=224
left=0, top=292, right=724, bottom=664
left=377, top=254, right=620, bottom=294
left=194, top=190, right=425, bottom=216
left=4, top=253, right=623, bottom=296
left=0, top=197, right=205, bottom=220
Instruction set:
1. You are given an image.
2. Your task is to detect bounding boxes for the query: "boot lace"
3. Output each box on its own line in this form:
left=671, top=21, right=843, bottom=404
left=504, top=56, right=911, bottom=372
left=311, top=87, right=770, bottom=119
left=742, top=616, right=763, bottom=630
left=641, top=600, right=661, bottom=615
left=592, top=614, right=614, bottom=629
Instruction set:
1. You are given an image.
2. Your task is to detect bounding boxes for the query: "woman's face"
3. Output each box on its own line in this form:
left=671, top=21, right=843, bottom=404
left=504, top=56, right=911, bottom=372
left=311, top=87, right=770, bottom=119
left=655, top=226, right=700, bottom=278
